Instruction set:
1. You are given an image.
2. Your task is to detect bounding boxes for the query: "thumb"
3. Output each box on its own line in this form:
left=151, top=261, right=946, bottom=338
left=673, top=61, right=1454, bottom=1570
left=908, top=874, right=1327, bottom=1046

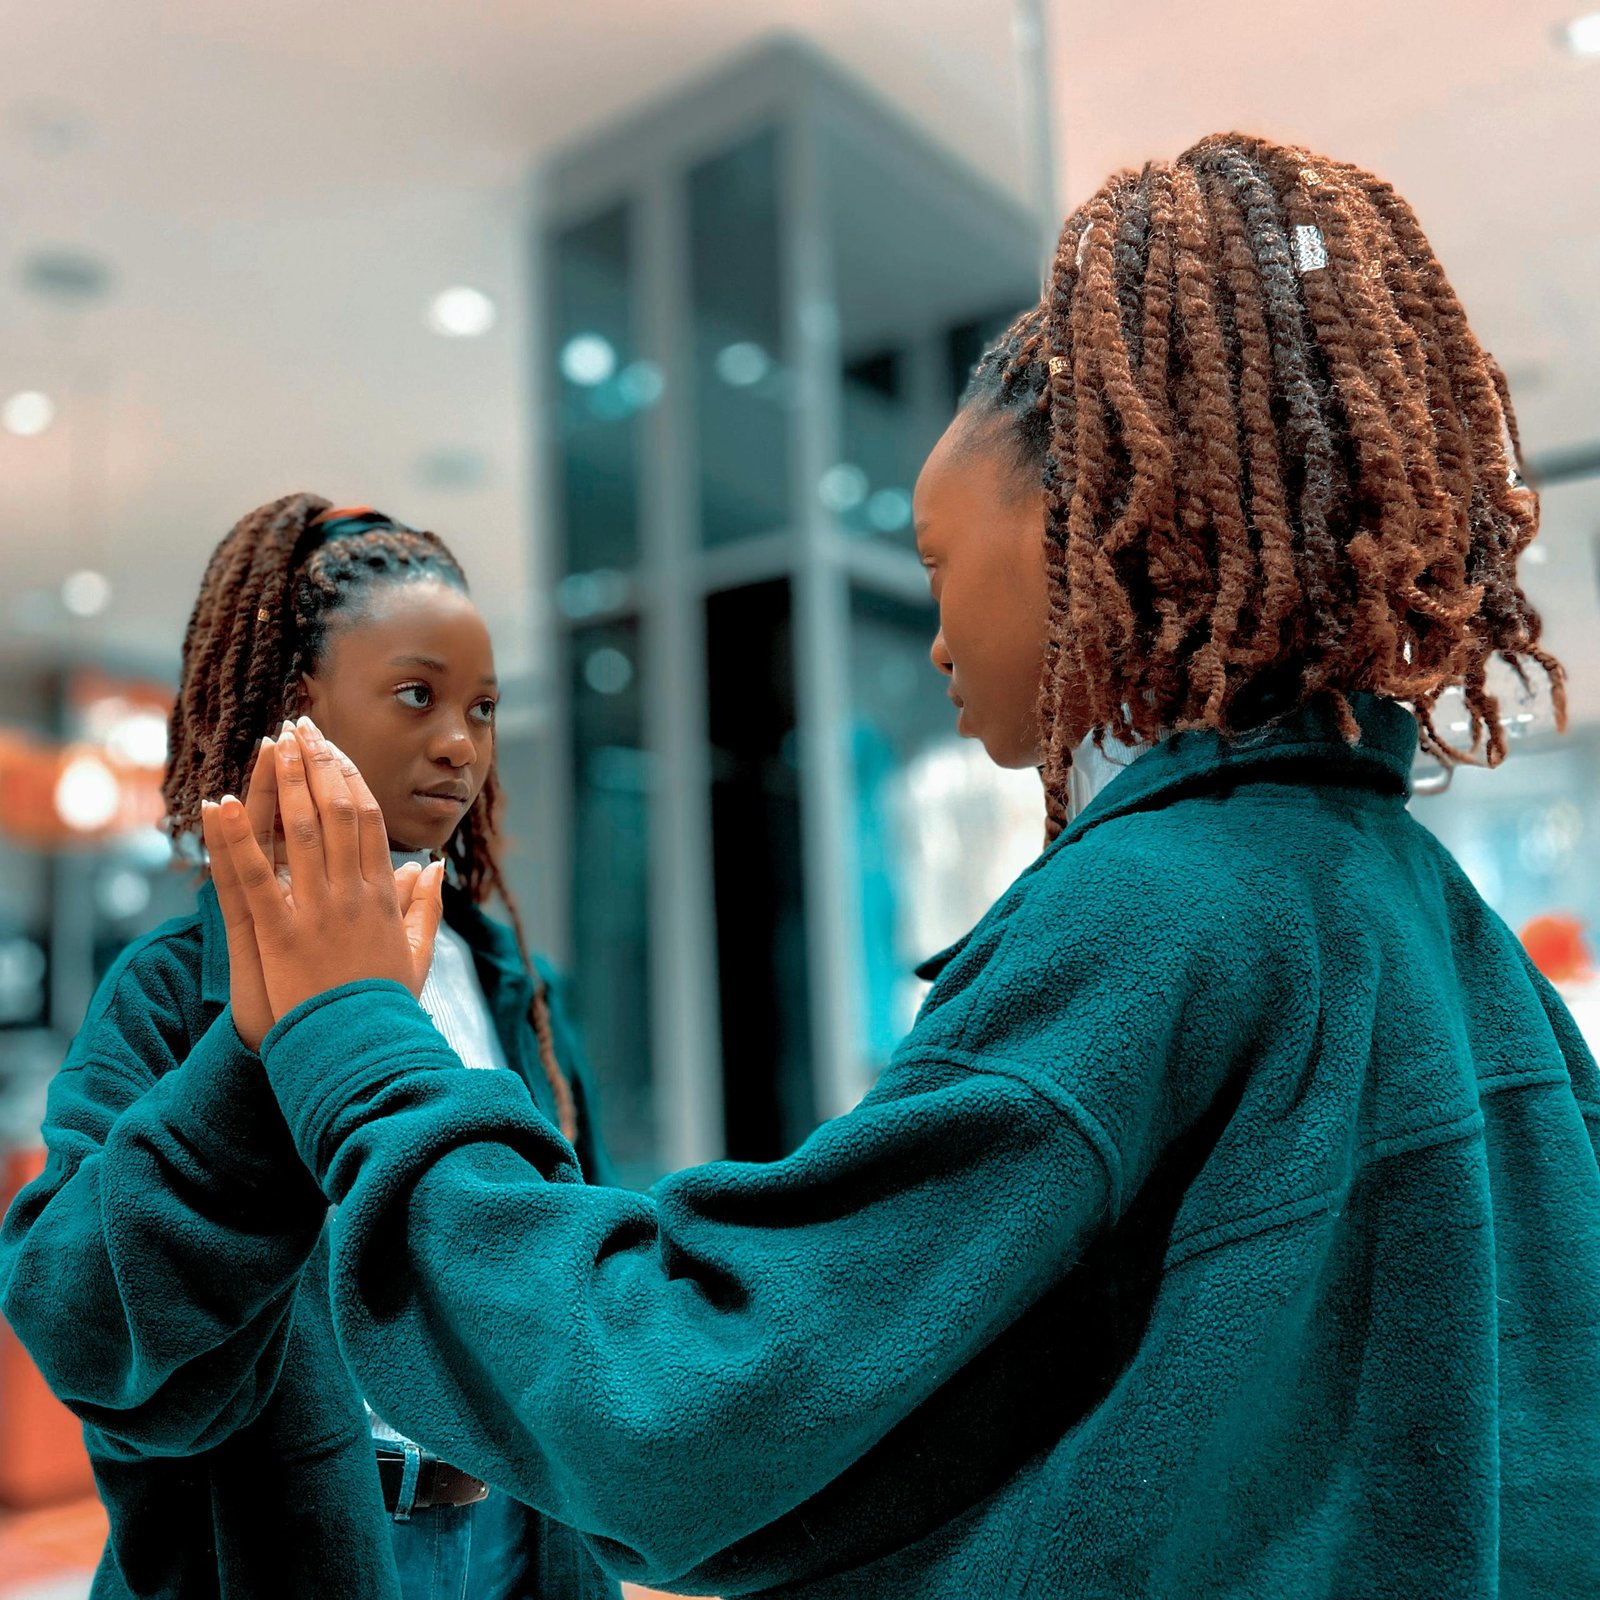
left=402, top=861, right=445, bottom=997
left=393, top=859, right=424, bottom=917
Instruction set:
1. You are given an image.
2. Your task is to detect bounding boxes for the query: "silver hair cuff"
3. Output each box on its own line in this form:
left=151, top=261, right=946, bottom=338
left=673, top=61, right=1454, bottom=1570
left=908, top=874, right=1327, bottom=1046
left=1499, top=411, right=1528, bottom=491
left=1292, top=223, right=1328, bottom=274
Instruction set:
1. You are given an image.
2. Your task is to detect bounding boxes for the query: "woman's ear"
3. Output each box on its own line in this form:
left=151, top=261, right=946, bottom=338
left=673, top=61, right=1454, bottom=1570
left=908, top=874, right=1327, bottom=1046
left=293, top=673, right=319, bottom=719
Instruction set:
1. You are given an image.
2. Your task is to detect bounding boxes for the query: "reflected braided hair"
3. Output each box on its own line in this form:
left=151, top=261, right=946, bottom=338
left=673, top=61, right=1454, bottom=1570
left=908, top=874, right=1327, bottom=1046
left=162, top=492, right=578, bottom=1143
left=963, top=133, right=1565, bottom=841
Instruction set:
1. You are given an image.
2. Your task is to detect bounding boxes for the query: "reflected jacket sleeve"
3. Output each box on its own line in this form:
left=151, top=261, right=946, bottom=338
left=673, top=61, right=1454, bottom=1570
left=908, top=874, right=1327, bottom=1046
left=258, top=845, right=1281, bottom=1589
left=0, top=930, right=326, bottom=1457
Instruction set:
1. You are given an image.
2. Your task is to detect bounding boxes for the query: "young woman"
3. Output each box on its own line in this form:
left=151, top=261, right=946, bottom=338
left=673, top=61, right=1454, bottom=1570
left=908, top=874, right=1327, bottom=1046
left=0, top=498, right=620, bottom=1600
left=27, top=129, right=1600, bottom=1594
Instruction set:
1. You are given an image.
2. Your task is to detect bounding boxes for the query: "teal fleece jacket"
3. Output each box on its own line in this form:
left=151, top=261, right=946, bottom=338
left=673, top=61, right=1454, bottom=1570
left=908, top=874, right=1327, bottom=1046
left=247, top=695, right=1600, bottom=1598
left=0, top=884, right=621, bottom=1600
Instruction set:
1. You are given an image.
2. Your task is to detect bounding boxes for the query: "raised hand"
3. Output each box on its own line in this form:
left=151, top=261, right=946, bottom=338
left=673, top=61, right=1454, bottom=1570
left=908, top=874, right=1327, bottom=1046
left=201, top=718, right=443, bottom=1027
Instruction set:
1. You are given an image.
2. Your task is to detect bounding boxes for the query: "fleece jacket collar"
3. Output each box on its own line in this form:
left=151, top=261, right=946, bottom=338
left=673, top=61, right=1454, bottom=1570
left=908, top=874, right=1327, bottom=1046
left=1063, top=689, right=1417, bottom=845
left=915, top=692, right=1418, bottom=982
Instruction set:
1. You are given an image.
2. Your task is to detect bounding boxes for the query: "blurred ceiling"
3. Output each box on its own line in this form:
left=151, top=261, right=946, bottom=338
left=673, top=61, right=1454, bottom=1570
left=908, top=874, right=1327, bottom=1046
left=1, top=0, right=1597, bottom=716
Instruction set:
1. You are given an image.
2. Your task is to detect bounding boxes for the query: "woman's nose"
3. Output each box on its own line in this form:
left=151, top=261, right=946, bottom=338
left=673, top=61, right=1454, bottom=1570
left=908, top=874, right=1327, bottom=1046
left=929, top=630, right=953, bottom=677
left=430, top=718, right=478, bottom=766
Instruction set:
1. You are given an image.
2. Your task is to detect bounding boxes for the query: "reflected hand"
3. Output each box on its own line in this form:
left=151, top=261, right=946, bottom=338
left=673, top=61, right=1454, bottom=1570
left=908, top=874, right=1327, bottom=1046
left=203, top=720, right=443, bottom=1031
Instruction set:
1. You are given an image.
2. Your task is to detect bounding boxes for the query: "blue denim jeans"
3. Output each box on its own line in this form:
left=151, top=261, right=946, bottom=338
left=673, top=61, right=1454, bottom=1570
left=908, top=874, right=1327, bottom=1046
left=389, top=1485, right=527, bottom=1600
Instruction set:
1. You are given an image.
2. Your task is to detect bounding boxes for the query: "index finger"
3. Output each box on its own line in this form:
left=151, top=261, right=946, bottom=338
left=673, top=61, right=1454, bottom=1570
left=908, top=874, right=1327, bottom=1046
left=201, top=798, right=255, bottom=937
left=273, top=719, right=327, bottom=893
left=242, top=735, right=279, bottom=860
left=202, top=794, right=292, bottom=945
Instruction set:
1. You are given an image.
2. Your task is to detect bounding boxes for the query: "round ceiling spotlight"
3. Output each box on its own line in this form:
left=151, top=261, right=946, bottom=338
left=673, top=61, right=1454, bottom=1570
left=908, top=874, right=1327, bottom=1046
left=559, top=333, right=617, bottom=387
left=1563, top=12, right=1600, bottom=54
left=61, top=569, right=112, bottom=617
left=54, top=754, right=120, bottom=832
left=2, top=391, right=56, bottom=437
left=426, top=286, right=498, bottom=338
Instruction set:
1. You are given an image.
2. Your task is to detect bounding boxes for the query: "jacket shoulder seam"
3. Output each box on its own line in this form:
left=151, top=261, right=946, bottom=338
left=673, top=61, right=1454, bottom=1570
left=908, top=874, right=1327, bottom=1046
left=887, top=1045, right=1125, bottom=1212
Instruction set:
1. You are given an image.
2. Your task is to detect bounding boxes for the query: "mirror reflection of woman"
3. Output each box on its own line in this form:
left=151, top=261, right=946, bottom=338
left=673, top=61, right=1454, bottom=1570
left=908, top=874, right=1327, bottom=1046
left=0, top=499, right=619, bottom=1600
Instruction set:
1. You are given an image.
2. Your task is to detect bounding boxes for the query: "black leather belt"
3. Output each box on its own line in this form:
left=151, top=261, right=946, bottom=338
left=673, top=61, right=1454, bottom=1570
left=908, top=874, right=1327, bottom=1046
left=376, top=1447, right=489, bottom=1517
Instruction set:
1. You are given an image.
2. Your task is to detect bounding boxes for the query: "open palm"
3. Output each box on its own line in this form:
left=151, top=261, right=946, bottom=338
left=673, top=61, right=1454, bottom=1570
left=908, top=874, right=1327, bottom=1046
left=207, top=727, right=430, bottom=1049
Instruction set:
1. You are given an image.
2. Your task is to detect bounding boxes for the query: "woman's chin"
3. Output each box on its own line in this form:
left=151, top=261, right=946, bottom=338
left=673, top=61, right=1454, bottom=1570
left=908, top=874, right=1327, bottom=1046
left=387, top=825, right=451, bottom=856
left=976, top=724, right=1046, bottom=771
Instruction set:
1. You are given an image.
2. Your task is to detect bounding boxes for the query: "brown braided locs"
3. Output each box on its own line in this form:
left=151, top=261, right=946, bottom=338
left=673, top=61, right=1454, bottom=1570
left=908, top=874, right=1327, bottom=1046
left=446, top=763, right=580, bottom=1145
left=163, top=494, right=578, bottom=1144
left=961, top=134, right=1565, bottom=841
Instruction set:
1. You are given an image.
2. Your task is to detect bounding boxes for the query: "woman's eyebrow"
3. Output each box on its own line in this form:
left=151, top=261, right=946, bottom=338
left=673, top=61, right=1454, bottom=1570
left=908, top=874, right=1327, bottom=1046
left=387, top=652, right=498, bottom=688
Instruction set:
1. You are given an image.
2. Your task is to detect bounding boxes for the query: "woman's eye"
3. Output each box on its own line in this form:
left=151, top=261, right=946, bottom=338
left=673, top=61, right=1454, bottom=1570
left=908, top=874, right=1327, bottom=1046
left=397, top=684, right=433, bottom=709
left=472, top=700, right=498, bottom=726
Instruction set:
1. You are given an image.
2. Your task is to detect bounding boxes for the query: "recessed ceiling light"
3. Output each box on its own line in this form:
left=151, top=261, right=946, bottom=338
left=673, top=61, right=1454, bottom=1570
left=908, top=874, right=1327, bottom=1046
left=3, top=391, right=56, bottom=436
left=617, top=360, right=665, bottom=410
left=54, top=753, right=120, bottom=831
left=559, top=333, right=617, bottom=387
left=583, top=646, right=635, bottom=697
left=1563, top=12, right=1600, bottom=55
left=866, top=487, right=914, bottom=533
left=426, top=286, right=497, bottom=338
left=61, top=569, right=112, bottom=617
left=715, top=342, right=772, bottom=387
left=818, top=463, right=869, bottom=513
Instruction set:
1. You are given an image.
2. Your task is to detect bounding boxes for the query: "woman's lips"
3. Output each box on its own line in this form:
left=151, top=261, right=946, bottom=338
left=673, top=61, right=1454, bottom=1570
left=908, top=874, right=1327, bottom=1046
left=413, top=791, right=468, bottom=814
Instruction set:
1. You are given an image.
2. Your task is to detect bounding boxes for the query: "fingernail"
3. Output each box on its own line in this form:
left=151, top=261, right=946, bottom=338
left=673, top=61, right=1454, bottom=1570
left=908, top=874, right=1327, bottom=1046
left=296, top=715, right=320, bottom=744
left=200, top=799, right=215, bottom=812
left=280, top=719, right=295, bottom=739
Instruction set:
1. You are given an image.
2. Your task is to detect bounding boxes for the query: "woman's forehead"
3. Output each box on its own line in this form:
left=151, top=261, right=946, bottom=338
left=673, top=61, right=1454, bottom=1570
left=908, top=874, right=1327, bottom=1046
left=917, top=414, right=1027, bottom=520
left=329, top=580, right=494, bottom=668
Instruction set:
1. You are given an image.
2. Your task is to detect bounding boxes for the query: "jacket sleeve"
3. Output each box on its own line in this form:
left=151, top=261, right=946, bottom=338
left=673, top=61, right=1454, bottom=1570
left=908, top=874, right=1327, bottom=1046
left=259, top=843, right=1277, bottom=1589
left=0, top=931, right=328, bottom=1457
left=1516, top=946, right=1600, bottom=1168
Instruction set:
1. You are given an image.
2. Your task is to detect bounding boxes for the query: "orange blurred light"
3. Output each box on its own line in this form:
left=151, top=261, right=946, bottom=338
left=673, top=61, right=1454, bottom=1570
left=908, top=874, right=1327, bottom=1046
left=1519, top=913, right=1595, bottom=986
